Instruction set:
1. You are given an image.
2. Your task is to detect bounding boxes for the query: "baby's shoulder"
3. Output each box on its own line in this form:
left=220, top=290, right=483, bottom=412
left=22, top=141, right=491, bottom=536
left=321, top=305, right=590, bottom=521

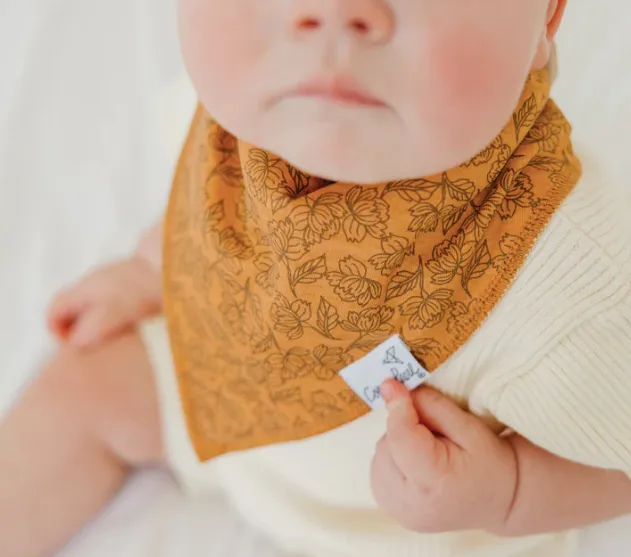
left=433, top=151, right=631, bottom=405
left=508, top=150, right=631, bottom=330
left=555, top=149, right=631, bottom=279
left=512, top=149, right=631, bottom=334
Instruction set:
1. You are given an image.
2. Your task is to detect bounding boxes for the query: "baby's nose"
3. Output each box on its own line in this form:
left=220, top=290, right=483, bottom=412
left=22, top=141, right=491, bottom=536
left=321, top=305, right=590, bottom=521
left=289, top=0, right=394, bottom=44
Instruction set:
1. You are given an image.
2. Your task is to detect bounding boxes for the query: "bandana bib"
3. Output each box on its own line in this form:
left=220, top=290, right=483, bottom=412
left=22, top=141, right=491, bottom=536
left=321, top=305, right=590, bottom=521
left=163, top=69, right=581, bottom=461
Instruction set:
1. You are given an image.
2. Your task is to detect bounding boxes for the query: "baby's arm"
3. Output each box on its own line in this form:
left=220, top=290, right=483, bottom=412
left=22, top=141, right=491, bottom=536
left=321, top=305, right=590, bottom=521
left=489, top=301, right=631, bottom=536
left=371, top=380, right=631, bottom=536
left=501, top=435, right=631, bottom=536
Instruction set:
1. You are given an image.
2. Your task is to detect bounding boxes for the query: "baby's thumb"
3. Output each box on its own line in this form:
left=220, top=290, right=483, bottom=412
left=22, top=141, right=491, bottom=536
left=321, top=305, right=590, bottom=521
left=412, top=388, right=484, bottom=448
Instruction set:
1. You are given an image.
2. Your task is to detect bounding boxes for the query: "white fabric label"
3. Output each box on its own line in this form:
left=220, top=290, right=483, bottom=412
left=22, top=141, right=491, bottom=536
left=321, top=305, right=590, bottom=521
left=339, top=335, right=430, bottom=410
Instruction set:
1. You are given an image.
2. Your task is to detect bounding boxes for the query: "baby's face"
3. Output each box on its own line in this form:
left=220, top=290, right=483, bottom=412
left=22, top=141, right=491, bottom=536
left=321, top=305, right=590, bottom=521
left=178, top=0, right=559, bottom=183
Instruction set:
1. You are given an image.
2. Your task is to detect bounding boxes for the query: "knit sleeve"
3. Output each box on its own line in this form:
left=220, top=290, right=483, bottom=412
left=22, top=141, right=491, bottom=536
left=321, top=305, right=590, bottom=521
left=489, top=296, right=631, bottom=475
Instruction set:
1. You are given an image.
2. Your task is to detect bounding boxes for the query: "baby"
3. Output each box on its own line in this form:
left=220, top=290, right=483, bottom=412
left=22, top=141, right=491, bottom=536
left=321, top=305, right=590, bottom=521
left=3, top=1, right=631, bottom=556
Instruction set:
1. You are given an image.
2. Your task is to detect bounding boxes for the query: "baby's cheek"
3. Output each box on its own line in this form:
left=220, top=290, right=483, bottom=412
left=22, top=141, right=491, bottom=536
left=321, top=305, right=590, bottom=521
left=179, top=3, right=259, bottom=112
left=430, top=31, right=505, bottom=127
left=420, top=28, right=529, bottom=157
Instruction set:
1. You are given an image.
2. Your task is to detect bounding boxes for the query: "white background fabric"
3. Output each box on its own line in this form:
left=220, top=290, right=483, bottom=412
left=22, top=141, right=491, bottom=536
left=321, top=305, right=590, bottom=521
left=0, top=1, right=630, bottom=555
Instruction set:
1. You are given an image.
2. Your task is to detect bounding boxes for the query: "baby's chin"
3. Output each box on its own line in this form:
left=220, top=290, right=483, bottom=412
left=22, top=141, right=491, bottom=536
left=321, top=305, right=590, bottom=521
left=232, top=108, right=503, bottom=184
left=261, top=131, right=487, bottom=185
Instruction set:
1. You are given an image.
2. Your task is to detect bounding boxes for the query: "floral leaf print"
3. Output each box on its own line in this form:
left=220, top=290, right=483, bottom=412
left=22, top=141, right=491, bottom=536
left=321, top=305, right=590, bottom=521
left=243, top=149, right=285, bottom=204
left=340, top=306, right=395, bottom=334
left=446, top=301, right=470, bottom=334
left=316, top=297, right=339, bottom=338
left=270, top=387, right=303, bottom=405
left=399, top=334, right=440, bottom=358
left=549, top=170, right=575, bottom=189
left=254, top=252, right=279, bottom=294
left=528, top=155, right=564, bottom=173
left=250, top=329, right=275, bottom=354
left=399, top=289, right=453, bottom=330
left=205, top=201, right=225, bottom=232
left=214, top=163, right=244, bottom=185
left=291, top=193, right=346, bottom=246
left=312, top=345, right=352, bottom=380
left=465, top=187, right=505, bottom=235
left=465, top=136, right=503, bottom=167
left=513, top=93, right=538, bottom=142
left=215, top=266, right=243, bottom=295
left=209, top=126, right=238, bottom=157
left=292, top=255, right=328, bottom=289
left=409, top=202, right=440, bottom=234
left=310, top=391, right=342, bottom=418
left=208, top=390, right=242, bottom=423
left=219, top=291, right=246, bottom=338
left=427, top=245, right=462, bottom=286
left=487, top=144, right=513, bottom=183
left=445, top=175, right=476, bottom=203
left=222, top=256, right=244, bottom=275
left=243, top=280, right=265, bottom=329
left=385, top=258, right=424, bottom=301
left=384, top=179, right=440, bottom=201
left=265, top=347, right=312, bottom=386
left=268, top=219, right=306, bottom=261
left=340, top=257, right=367, bottom=279
left=440, top=204, right=468, bottom=235
left=270, top=185, right=294, bottom=213
left=427, top=232, right=476, bottom=286
left=498, top=173, right=536, bottom=220
left=227, top=379, right=261, bottom=399
left=199, top=306, right=230, bottom=344
left=343, top=186, right=389, bottom=242
left=338, top=389, right=365, bottom=410
left=369, top=235, right=413, bottom=276
left=353, top=337, right=386, bottom=353
left=246, top=358, right=268, bottom=384
left=214, top=227, right=254, bottom=259
left=492, top=233, right=522, bottom=271
left=292, top=416, right=310, bottom=431
left=327, top=256, right=382, bottom=306
left=461, top=241, right=492, bottom=293
left=271, top=293, right=312, bottom=340
left=252, top=403, right=288, bottom=434
left=525, top=124, right=561, bottom=152
left=235, top=189, right=249, bottom=223
left=500, top=234, right=522, bottom=254
left=390, top=189, right=421, bottom=203
left=253, top=227, right=269, bottom=247
left=287, top=164, right=311, bottom=194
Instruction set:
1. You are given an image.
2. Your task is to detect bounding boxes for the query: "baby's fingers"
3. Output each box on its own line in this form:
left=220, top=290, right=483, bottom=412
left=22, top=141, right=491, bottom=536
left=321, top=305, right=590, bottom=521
left=69, top=304, right=130, bottom=348
left=381, top=379, right=445, bottom=483
left=47, top=289, right=88, bottom=340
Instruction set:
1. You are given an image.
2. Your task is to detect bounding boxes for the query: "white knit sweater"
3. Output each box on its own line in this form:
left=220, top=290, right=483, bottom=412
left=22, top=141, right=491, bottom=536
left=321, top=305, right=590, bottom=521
left=155, top=152, right=631, bottom=557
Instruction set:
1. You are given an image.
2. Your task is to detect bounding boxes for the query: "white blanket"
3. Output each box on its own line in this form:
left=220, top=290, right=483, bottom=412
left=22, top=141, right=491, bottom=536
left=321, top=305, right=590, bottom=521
left=1, top=1, right=630, bottom=555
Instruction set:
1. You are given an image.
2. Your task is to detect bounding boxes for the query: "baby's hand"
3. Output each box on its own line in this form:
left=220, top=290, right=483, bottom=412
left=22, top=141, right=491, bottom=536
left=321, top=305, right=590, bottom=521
left=47, top=256, right=162, bottom=349
left=371, top=380, right=517, bottom=535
